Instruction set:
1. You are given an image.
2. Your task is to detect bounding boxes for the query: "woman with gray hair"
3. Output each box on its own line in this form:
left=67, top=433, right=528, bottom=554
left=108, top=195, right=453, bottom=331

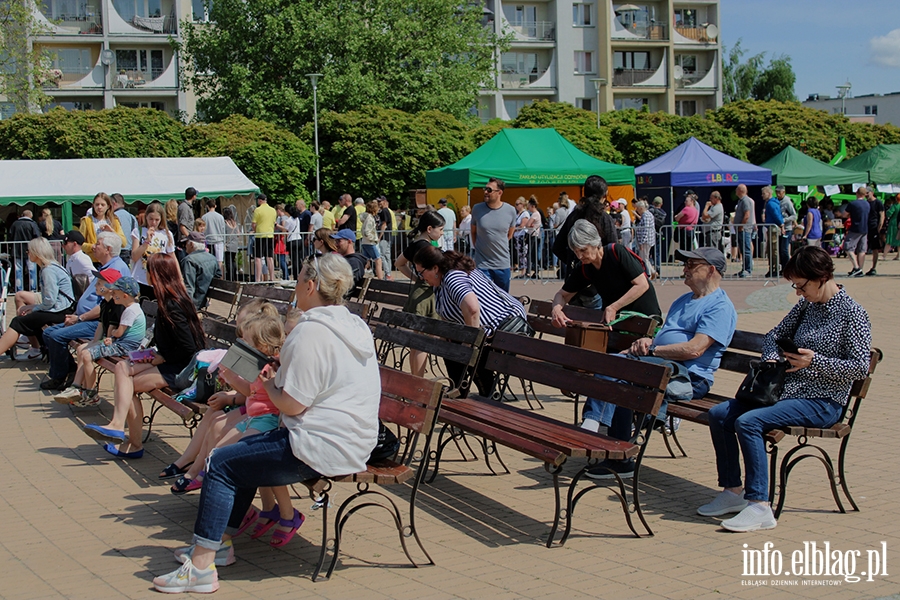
left=151, top=252, right=381, bottom=593
left=550, top=219, right=661, bottom=327
left=0, top=237, right=74, bottom=360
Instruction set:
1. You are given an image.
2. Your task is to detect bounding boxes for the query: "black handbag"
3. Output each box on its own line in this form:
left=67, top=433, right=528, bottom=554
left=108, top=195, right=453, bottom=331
left=495, top=314, right=535, bottom=337
left=735, top=303, right=808, bottom=408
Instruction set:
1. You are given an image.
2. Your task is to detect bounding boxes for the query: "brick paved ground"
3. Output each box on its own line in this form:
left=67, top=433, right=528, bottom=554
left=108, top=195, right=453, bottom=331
left=1, top=262, right=898, bottom=599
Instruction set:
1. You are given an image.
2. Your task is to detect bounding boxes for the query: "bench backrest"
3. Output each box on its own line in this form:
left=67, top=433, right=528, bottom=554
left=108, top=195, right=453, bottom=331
left=202, top=318, right=238, bottom=350
left=203, top=278, right=242, bottom=321
left=373, top=308, right=486, bottom=397
left=379, top=366, right=444, bottom=436
left=347, top=300, right=370, bottom=320
left=526, top=299, right=658, bottom=352
left=486, top=331, right=670, bottom=417
left=362, top=278, right=411, bottom=318
left=141, top=299, right=158, bottom=331
left=238, top=283, right=294, bottom=315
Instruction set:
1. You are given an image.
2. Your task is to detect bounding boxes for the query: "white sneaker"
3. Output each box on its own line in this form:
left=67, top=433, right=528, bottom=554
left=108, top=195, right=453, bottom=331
left=53, top=386, right=83, bottom=403
left=174, top=539, right=235, bottom=567
left=153, top=559, right=219, bottom=593
left=721, top=503, right=777, bottom=532
left=19, top=348, right=42, bottom=361
left=697, top=490, right=749, bottom=517
left=17, top=335, right=29, bottom=347
left=72, top=389, right=101, bottom=407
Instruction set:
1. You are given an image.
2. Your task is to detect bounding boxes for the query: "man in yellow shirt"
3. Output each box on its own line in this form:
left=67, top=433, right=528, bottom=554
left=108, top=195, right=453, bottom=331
left=321, top=200, right=336, bottom=229
left=251, top=192, right=277, bottom=281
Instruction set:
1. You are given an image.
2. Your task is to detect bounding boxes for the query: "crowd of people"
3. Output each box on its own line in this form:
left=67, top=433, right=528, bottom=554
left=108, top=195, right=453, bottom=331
left=0, top=176, right=878, bottom=592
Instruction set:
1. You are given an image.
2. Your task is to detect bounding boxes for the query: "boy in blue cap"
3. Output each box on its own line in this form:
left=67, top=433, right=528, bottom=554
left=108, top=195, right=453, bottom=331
left=55, top=276, right=146, bottom=405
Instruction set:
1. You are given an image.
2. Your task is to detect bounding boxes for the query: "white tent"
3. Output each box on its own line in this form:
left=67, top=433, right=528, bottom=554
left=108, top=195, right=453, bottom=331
left=0, top=156, right=260, bottom=228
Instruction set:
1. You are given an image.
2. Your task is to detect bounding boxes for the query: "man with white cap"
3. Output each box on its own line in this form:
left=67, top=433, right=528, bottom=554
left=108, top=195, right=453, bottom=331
left=612, top=199, right=632, bottom=249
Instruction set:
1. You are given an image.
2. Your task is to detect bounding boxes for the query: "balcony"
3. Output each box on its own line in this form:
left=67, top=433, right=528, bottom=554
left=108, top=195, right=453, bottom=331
left=35, top=3, right=103, bottom=35
left=673, top=26, right=718, bottom=44
left=612, top=20, right=668, bottom=40
left=107, top=0, right=178, bottom=35
left=130, top=15, right=178, bottom=34
left=108, top=59, right=177, bottom=89
left=675, top=66, right=716, bottom=90
left=613, top=69, right=656, bottom=87
left=506, top=21, right=555, bottom=42
left=501, top=69, right=550, bottom=89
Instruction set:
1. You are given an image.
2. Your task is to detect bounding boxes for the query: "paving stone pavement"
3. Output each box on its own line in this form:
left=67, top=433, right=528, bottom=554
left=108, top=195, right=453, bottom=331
left=1, top=264, right=898, bottom=599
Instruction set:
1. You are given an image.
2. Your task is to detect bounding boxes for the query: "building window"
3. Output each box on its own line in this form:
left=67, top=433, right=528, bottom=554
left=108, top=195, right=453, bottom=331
left=0, top=102, right=14, bottom=120
left=614, top=51, right=650, bottom=70
left=576, top=98, right=593, bottom=111
left=865, top=105, right=878, bottom=115
left=50, top=48, right=93, bottom=78
left=504, top=99, right=532, bottom=119
left=675, top=54, right=697, bottom=74
left=573, top=3, right=592, bottom=26
left=574, top=51, right=594, bottom=74
left=614, top=97, right=648, bottom=111
left=674, top=8, right=697, bottom=28
left=675, top=100, right=697, bottom=116
left=119, top=101, right=166, bottom=111
left=116, top=49, right=165, bottom=79
left=44, top=101, right=94, bottom=112
left=113, top=0, right=164, bottom=20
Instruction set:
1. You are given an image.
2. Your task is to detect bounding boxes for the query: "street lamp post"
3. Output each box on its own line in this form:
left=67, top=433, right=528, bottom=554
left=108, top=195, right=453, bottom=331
left=306, top=73, right=323, bottom=203
left=589, top=78, right=606, bottom=128
left=836, top=81, right=851, bottom=116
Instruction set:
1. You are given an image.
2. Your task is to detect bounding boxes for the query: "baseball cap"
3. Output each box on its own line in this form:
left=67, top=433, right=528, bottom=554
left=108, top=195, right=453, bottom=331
left=684, top=189, right=696, bottom=197
left=112, top=276, right=140, bottom=297
left=63, top=230, right=85, bottom=245
left=675, top=248, right=727, bottom=275
left=775, top=185, right=786, bottom=192
left=329, top=229, right=356, bottom=242
left=612, top=199, right=627, bottom=206
left=438, top=198, right=448, bottom=205
left=92, top=268, right=123, bottom=284
left=187, top=231, right=206, bottom=244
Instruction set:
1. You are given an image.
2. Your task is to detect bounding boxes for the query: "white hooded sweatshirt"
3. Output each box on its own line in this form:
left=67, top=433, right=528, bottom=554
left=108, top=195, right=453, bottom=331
left=276, top=304, right=380, bottom=476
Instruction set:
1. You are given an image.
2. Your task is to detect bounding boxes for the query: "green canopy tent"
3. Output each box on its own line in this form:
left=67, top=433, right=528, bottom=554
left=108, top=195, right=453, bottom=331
left=760, top=146, right=868, bottom=186
left=836, top=144, right=900, bottom=184
left=425, top=128, right=634, bottom=209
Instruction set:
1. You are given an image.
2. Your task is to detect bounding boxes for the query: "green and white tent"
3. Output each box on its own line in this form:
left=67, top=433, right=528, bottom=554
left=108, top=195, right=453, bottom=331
left=760, top=146, right=868, bottom=186
left=836, top=144, right=900, bottom=185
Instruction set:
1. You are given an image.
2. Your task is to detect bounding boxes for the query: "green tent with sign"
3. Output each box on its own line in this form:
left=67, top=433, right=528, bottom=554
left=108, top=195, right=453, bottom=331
left=760, top=145, right=868, bottom=186
left=836, top=144, right=900, bottom=183
left=425, top=128, right=634, bottom=210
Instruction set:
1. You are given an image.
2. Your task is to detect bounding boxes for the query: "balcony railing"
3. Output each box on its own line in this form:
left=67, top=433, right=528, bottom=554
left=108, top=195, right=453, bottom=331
left=612, top=68, right=657, bottom=87
left=675, top=70, right=713, bottom=88
left=130, top=15, right=178, bottom=34
left=40, top=5, right=103, bottom=34
left=674, top=26, right=717, bottom=43
left=500, top=70, right=549, bottom=89
left=615, top=20, right=668, bottom=41
left=506, top=20, right=555, bottom=41
left=111, top=68, right=166, bottom=88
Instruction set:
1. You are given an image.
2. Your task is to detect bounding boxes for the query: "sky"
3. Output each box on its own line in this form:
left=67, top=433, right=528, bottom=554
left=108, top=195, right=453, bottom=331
left=720, top=0, right=900, bottom=100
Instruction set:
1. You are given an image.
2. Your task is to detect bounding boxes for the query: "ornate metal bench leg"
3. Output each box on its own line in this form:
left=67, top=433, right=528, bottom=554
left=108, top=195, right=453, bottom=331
left=837, top=436, right=859, bottom=511
left=667, top=415, right=688, bottom=457
left=427, top=424, right=461, bottom=483
left=767, top=441, right=779, bottom=505
left=311, top=488, right=332, bottom=582
left=544, top=463, right=564, bottom=548
left=142, top=398, right=163, bottom=443
left=407, top=462, right=435, bottom=565
left=631, top=459, right=653, bottom=537
left=519, top=378, right=543, bottom=411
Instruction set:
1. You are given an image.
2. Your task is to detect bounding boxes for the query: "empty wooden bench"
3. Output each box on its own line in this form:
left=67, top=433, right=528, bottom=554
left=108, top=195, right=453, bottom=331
left=237, top=283, right=294, bottom=315
left=301, top=366, right=444, bottom=581
left=201, top=278, right=243, bottom=322
left=663, top=330, right=882, bottom=519
left=430, top=331, right=670, bottom=547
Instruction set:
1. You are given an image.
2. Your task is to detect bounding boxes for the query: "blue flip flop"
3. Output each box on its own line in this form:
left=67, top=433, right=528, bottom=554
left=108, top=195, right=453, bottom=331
left=83, top=424, right=126, bottom=443
left=103, top=443, right=144, bottom=459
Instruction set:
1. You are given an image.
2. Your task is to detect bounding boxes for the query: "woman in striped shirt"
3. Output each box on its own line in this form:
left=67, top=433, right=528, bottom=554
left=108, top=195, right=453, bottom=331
left=414, top=245, right=527, bottom=395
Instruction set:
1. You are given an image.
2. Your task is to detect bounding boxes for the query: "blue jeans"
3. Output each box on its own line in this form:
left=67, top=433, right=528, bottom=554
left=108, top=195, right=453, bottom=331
left=193, top=428, right=321, bottom=550
left=708, top=397, right=842, bottom=501
left=479, top=268, right=511, bottom=293
left=14, top=256, right=36, bottom=293
left=378, top=239, right=392, bottom=276
left=43, top=320, right=98, bottom=379
left=740, top=230, right=754, bottom=274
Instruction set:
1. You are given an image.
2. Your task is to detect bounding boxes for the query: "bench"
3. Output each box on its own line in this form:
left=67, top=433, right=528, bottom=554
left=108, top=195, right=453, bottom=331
left=361, top=277, right=412, bottom=320
left=429, top=331, right=670, bottom=546
left=237, top=283, right=294, bottom=315
left=663, top=330, right=882, bottom=519
left=301, top=366, right=444, bottom=581
left=201, top=278, right=242, bottom=322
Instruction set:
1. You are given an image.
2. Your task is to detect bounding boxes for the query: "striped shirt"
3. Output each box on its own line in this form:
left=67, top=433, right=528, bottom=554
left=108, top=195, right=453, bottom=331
left=436, top=269, right=526, bottom=335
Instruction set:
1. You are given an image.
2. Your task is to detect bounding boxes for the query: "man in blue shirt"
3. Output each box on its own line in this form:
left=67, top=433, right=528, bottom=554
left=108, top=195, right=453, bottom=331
left=587, top=247, right=737, bottom=480
left=762, top=186, right=785, bottom=277
left=844, top=187, right=871, bottom=277
left=40, top=232, right=130, bottom=390
left=112, top=193, right=137, bottom=267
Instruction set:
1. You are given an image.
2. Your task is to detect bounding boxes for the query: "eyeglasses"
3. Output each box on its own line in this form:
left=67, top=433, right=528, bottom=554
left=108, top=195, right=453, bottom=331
left=683, top=260, right=708, bottom=270
left=484, top=186, right=499, bottom=193
left=414, top=265, right=425, bottom=279
left=791, top=279, right=810, bottom=292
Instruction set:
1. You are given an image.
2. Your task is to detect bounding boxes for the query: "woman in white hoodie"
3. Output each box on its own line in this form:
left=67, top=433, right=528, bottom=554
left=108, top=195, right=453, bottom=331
left=152, top=253, right=381, bottom=594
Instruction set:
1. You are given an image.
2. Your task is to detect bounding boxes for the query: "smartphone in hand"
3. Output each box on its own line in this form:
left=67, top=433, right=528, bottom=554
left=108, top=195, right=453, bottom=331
left=129, top=349, right=155, bottom=362
left=776, top=338, right=800, bottom=354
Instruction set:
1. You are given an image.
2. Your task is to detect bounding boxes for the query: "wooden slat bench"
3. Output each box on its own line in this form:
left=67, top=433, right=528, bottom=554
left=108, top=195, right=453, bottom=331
left=361, top=277, right=413, bottom=321
left=237, top=283, right=294, bottom=315
left=663, top=330, right=882, bottom=519
left=300, top=366, right=444, bottom=581
left=201, top=278, right=242, bottom=322
left=429, top=331, right=670, bottom=547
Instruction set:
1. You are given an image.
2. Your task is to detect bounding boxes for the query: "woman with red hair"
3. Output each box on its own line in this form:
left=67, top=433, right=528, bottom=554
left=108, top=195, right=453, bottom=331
left=83, top=253, right=205, bottom=458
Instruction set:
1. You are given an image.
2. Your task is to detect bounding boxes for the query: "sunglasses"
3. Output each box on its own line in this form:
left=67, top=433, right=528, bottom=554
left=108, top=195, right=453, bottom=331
left=484, top=186, right=499, bottom=193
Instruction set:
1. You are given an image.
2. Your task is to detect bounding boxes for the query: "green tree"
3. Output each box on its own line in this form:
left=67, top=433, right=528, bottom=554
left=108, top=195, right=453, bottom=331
left=185, top=115, right=315, bottom=205
left=0, top=0, right=52, bottom=113
left=307, top=105, right=474, bottom=204
left=511, top=100, right=621, bottom=162
left=751, top=57, right=797, bottom=102
left=722, top=39, right=764, bottom=103
left=179, top=0, right=507, bottom=129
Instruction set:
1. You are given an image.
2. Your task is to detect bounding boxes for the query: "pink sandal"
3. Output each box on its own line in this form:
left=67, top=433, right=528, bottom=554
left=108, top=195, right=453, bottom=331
left=235, top=506, right=260, bottom=537
left=249, top=504, right=281, bottom=540
left=270, top=509, right=305, bottom=548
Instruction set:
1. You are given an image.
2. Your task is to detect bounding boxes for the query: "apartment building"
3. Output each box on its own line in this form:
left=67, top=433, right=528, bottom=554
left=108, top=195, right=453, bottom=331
left=0, top=0, right=203, bottom=119
left=477, top=0, right=722, bottom=121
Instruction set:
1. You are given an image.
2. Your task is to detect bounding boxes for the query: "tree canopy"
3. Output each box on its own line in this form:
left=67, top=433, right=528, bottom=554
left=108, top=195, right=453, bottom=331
left=0, top=0, right=52, bottom=112
left=722, top=39, right=797, bottom=103
left=179, top=0, right=506, bottom=129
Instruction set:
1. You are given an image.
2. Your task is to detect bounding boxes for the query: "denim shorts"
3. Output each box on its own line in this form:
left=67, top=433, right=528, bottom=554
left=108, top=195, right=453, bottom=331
left=361, top=244, right=381, bottom=260
left=235, top=413, right=279, bottom=434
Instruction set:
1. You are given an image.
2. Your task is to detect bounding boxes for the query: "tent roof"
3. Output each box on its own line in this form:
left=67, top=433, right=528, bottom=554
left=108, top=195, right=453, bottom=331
left=635, top=137, right=771, bottom=187
left=426, top=128, right=634, bottom=189
left=0, top=156, right=259, bottom=205
left=760, top=146, right=868, bottom=186
left=837, top=144, right=900, bottom=183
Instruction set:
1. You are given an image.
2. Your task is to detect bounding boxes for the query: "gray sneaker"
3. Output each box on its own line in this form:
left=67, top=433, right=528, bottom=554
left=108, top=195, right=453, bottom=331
left=697, top=490, right=749, bottom=516
left=153, top=559, right=219, bottom=594
left=72, top=389, right=100, bottom=408
left=174, top=540, right=235, bottom=567
left=721, top=503, right=777, bottom=532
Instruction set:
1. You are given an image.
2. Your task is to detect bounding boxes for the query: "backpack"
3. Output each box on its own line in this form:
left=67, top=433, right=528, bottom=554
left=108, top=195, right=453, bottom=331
left=605, top=242, right=646, bottom=272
